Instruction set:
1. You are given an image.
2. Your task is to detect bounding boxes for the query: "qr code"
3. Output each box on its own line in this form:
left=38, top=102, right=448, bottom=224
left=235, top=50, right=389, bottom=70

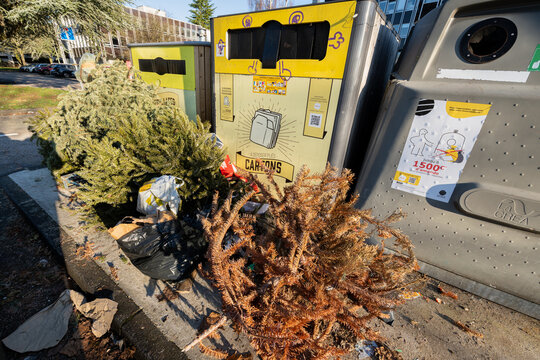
left=309, top=113, right=322, bottom=128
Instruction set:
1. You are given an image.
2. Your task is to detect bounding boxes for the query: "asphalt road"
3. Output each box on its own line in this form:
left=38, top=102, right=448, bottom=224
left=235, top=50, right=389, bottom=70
left=0, top=70, right=79, bottom=177
left=0, top=111, right=43, bottom=177
left=0, top=71, right=79, bottom=89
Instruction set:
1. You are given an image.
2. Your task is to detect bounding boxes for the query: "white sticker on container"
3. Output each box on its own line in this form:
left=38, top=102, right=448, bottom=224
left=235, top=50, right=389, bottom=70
left=436, top=69, right=530, bottom=83
left=392, top=99, right=491, bottom=203
left=216, top=39, right=225, bottom=57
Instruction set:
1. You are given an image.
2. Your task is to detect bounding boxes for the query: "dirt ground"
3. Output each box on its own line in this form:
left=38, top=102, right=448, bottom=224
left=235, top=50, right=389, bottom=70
left=0, top=188, right=135, bottom=359
left=359, top=277, right=540, bottom=360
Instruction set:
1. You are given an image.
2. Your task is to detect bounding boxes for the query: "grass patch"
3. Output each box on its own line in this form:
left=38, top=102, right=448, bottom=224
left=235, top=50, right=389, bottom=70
left=0, top=85, right=65, bottom=110
left=0, top=67, right=20, bottom=72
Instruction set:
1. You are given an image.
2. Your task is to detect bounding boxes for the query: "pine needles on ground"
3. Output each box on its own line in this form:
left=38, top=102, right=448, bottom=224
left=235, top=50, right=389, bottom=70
left=200, top=164, right=418, bottom=359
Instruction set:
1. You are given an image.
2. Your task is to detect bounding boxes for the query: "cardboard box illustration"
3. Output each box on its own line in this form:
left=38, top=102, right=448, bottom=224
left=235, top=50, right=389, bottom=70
left=249, top=109, right=281, bottom=149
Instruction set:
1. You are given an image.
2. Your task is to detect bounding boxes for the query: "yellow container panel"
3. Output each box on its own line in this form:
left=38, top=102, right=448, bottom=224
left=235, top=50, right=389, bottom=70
left=214, top=1, right=357, bottom=186
left=130, top=45, right=196, bottom=90
left=130, top=45, right=199, bottom=121
left=216, top=74, right=342, bottom=185
left=213, top=1, right=356, bottom=79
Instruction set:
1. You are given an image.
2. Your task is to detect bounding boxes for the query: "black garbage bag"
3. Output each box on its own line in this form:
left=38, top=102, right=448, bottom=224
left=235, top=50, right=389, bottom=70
left=116, top=217, right=207, bottom=281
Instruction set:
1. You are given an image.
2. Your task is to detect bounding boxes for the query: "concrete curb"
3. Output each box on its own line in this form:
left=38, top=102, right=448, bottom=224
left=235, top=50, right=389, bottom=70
left=0, top=175, right=188, bottom=360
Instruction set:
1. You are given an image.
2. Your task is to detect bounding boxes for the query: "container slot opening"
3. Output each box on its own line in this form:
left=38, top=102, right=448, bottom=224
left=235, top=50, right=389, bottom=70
left=228, top=20, right=330, bottom=68
left=138, top=58, right=186, bottom=75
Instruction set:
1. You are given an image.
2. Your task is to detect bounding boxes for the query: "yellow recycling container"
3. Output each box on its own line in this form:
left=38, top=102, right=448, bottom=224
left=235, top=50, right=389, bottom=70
left=129, top=41, right=212, bottom=123
left=212, top=0, right=398, bottom=186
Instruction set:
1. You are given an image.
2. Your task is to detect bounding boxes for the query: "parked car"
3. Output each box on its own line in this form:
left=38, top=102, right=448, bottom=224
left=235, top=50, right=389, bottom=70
left=51, top=64, right=77, bottom=78
left=41, top=64, right=61, bottom=75
left=26, top=64, right=40, bottom=72
left=34, top=63, right=51, bottom=74
left=20, top=64, right=36, bottom=72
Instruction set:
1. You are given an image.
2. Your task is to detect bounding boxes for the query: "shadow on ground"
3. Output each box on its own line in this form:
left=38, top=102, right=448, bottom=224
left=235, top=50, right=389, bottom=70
left=0, top=133, right=197, bottom=359
left=0, top=71, right=79, bottom=89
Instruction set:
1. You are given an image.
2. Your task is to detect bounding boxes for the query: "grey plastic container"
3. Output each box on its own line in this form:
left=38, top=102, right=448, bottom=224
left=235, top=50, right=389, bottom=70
left=353, top=0, right=540, bottom=319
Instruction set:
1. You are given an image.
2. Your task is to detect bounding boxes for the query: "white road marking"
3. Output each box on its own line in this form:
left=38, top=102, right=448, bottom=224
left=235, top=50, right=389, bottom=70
left=0, top=133, right=19, bottom=137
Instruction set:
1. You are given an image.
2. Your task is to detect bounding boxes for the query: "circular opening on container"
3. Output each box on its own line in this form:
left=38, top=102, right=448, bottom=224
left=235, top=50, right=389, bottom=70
left=459, top=18, right=517, bottom=64
left=469, top=25, right=507, bottom=56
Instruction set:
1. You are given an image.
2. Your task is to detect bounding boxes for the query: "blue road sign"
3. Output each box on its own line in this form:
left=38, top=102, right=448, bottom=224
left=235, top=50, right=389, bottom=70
left=60, top=27, right=75, bottom=41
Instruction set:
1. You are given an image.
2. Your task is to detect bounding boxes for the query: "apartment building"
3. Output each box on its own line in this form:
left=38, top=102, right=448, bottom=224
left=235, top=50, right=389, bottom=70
left=377, top=0, right=447, bottom=47
left=68, top=5, right=209, bottom=61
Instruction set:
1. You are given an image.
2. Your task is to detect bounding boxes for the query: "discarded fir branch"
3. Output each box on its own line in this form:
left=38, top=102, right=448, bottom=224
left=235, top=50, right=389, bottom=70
left=197, top=162, right=418, bottom=359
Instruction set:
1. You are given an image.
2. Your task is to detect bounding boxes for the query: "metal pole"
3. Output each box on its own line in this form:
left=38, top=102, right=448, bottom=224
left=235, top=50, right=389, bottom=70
left=65, top=40, right=76, bottom=64
left=54, top=23, right=68, bottom=64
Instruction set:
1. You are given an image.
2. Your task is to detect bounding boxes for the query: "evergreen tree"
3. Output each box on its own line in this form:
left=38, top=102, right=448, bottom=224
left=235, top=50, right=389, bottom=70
left=188, top=0, right=215, bottom=29
left=2, top=0, right=131, bottom=62
left=30, top=62, right=228, bottom=215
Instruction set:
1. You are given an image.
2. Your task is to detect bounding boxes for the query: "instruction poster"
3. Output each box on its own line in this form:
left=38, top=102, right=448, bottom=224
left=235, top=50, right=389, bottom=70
left=253, top=76, right=287, bottom=95
left=392, top=99, right=491, bottom=202
left=219, top=74, right=234, bottom=121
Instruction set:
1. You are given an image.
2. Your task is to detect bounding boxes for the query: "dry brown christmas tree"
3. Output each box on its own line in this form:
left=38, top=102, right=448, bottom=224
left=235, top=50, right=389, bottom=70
left=191, top=163, right=418, bottom=359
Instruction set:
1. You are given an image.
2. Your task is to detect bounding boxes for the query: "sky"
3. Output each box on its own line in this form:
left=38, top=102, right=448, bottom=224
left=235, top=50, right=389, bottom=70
left=133, top=0, right=313, bottom=23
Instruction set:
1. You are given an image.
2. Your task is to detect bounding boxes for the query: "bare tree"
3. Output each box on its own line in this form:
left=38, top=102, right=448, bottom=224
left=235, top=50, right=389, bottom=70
left=26, top=35, right=58, bottom=63
left=248, top=0, right=292, bottom=11
left=135, top=15, right=176, bottom=43
left=3, top=0, right=131, bottom=64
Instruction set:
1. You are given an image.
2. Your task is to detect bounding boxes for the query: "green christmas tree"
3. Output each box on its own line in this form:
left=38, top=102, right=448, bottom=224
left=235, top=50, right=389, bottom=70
left=30, top=62, right=227, bottom=217
left=188, top=0, right=215, bottom=29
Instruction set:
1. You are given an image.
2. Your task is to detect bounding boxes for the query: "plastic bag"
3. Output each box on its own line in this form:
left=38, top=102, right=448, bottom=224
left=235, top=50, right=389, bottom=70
left=137, top=175, right=184, bottom=215
left=207, top=133, right=224, bottom=149
left=115, top=214, right=207, bottom=281
left=242, top=201, right=269, bottom=215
